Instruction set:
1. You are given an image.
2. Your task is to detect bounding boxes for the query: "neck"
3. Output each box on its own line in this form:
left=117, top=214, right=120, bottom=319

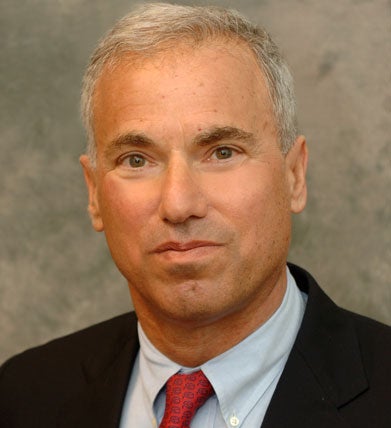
left=132, top=272, right=287, bottom=367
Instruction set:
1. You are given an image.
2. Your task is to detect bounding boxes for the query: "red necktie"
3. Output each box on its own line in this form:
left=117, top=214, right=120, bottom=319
left=159, top=370, right=214, bottom=428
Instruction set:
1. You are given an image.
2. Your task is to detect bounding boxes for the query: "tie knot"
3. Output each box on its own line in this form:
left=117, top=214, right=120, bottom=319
left=159, top=370, right=214, bottom=428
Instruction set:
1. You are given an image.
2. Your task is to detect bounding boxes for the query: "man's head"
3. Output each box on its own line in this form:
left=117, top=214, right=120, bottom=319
left=80, top=3, right=307, bottom=352
left=81, top=2, right=297, bottom=164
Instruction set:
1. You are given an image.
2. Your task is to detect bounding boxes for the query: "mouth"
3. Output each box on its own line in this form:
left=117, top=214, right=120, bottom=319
left=153, top=240, right=222, bottom=253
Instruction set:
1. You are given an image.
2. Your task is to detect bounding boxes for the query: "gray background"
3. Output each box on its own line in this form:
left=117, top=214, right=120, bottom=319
left=1, top=0, right=390, bottom=364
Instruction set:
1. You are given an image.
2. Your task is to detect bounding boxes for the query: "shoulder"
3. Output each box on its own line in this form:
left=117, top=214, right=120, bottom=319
left=279, top=264, right=391, bottom=426
left=0, top=312, right=138, bottom=424
left=337, top=310, right=391, bottom=425
left=291, top=264, right=390, bottom=419
left=343, top=308, right=391, bottom=372
left=290, top=262, right=390, bottom=356
left=1, top=312, right=137, bottom=375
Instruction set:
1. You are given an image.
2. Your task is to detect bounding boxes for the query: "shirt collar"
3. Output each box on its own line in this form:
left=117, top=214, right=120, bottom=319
left=137, top=324, right=182, bottom=414
left=200, top=267, right=306, bottom=425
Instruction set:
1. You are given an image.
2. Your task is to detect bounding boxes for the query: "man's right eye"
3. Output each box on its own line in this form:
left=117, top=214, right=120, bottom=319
left=124, top=154, right=147, bottom=168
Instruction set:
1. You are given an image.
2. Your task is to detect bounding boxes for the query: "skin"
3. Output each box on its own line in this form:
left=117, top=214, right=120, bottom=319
left=81, top=40, right=308, bottom=367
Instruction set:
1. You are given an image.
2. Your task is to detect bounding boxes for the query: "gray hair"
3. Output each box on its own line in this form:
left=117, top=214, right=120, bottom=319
left=81, top=2, right=298, bottom=162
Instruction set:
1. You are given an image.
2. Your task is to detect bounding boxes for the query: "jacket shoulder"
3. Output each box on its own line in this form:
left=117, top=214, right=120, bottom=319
left=0, top=312, right=138, bottom=426
left=344, top=309, right=391, bottom=375
left=1, top=312, right=137, bottom=372
left=292, top=263, right=391, bottom=425
left=339, top=310, right=391, bottom=426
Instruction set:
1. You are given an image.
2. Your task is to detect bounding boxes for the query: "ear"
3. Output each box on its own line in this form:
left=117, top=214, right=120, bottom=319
left=285, top=135, right=308, bottom=214
left=80, top=155, right=104, bottom=231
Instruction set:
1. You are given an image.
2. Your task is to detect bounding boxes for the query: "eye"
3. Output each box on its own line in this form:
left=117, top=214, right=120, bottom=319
left=123, top=154, right=147, bottom=168
left=213, top=146, right=234, bottom=160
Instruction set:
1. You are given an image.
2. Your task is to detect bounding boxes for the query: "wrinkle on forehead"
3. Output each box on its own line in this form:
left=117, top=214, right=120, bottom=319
left=92, top=39, right=278, bottom=153
left=94, top=37, right=268, bottom=105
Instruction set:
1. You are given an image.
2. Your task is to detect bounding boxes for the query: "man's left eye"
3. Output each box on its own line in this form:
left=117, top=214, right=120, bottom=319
left=126, top=154, right=147, bottom=168
left=213, top=147, right=234, bottom=160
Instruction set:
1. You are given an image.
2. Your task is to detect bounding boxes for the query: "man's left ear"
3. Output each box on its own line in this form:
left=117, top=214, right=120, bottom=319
left=286, top=135, right=308, bottom=213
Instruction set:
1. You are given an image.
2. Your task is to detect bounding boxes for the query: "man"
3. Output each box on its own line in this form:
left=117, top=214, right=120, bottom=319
left=0, top=3, right=389, bottom=427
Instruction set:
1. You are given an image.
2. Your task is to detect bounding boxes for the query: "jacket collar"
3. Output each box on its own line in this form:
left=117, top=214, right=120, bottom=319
left=262, top=264, right=368, bottom=427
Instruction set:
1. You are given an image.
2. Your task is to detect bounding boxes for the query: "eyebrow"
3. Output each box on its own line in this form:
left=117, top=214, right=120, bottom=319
left=104, top=125, right=256, bottom=158
left=104, top=132, right=155, bottom=158
left=193, top=126, right=256, bottom=146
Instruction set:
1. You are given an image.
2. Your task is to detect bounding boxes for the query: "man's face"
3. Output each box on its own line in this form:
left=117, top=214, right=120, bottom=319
left=81, top=41, right=307, bottom=328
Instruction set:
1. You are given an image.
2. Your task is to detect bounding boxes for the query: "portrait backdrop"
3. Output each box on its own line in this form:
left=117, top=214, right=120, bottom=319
left=1, top=0, right=390, bottom=363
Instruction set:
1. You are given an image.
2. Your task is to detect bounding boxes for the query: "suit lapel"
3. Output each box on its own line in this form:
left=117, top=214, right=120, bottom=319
left=262, top=265, right=368, bottom=427
left=262, top=346, right=348, bottom=428
left=57, top=319, right=139, bottom=428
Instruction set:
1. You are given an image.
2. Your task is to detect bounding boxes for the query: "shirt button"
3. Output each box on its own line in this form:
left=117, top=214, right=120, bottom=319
left=230, top=415, right=240, bottom=426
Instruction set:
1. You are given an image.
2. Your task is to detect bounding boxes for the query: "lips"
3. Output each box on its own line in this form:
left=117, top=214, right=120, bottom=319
left=153, top=241, right=221, bottom=253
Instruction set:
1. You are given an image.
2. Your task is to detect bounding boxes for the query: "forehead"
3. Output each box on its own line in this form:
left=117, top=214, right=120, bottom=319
left=92, top=40, right=276, bottom=145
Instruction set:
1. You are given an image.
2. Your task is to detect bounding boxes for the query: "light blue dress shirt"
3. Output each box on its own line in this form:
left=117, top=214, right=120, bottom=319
left=120, top=266, right=307, bottom=427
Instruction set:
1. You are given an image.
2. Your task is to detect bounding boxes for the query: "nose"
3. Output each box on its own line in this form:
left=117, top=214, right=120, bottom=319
left=158, top=154, right=208, bottom=224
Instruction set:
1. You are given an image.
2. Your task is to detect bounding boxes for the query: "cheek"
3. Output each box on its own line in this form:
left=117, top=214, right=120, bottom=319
left=212, top=164, right=289, bottom=221
left=98, top=176, right=157, bottom=239
left=214, top=166, right=291, bottom=251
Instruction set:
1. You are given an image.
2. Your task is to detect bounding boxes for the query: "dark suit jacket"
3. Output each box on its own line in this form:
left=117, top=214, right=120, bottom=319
left=0, top=264, right=390, bottom=427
